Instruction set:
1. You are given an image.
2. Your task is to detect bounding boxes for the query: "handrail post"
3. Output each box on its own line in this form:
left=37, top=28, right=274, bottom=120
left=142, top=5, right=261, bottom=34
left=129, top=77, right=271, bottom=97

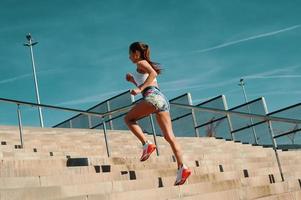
left=16, top=104, right=24, bottom=148
left=227, top=115, right=235, bottom=141
left=192, top=110, right=200, bottom=137
left=107, top=101, right=114, bottom=130
left=102, top=117, right=110, bottom=157
left=88, top=116, right=92, bottom=129
left=267, top=120, right=284, bottom=181
left=222, top=95, right=235, bottom=141
left=188, top=93, right=199, bottom=137
left=149, top=114, right=159, bottom=156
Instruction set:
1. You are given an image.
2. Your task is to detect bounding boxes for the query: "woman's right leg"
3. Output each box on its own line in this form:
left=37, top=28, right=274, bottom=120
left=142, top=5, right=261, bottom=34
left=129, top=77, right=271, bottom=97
left=155, top=111, right=191, bottom=185
left=155, top=111, right=183, bottom=168
left=124, top=101, right=157, bottom=145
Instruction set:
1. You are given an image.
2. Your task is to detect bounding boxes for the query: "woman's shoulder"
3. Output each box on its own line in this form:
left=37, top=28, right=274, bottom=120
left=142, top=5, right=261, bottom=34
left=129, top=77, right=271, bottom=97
left=137, top=59, right=149, bottom=66
left=137, top=60, right=152, bottom=71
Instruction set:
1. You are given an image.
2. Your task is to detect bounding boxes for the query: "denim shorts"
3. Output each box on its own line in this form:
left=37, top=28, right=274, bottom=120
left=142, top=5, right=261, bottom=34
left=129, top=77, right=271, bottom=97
left=142, top=86, right=170, bottom=112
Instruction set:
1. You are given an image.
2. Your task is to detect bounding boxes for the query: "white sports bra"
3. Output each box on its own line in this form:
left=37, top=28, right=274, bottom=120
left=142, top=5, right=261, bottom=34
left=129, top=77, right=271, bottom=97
left=133, top=70, right=157, bottom=86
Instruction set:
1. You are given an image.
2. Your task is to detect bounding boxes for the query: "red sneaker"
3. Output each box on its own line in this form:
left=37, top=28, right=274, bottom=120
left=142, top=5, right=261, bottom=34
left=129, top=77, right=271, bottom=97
left=140, top=141, right=156, bottom=162
left=174, top=164, right=192, bottom=186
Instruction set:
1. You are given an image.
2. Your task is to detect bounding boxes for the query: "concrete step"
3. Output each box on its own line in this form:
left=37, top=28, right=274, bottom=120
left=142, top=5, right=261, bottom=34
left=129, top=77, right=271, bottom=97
left=254, top=190, right=301, bottom=200
left=52, top=179, right=296, bottom=200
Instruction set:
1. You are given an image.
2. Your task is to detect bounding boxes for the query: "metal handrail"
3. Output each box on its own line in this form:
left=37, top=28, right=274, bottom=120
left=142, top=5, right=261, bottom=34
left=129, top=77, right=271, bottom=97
left=0, top=97, right=134, bottom=157
left=0, top=98, right=105, bottom=118
left=1, top=97, right=300, bottom=134
left=54, top=90, right=133, bottom=127
left=170, top=103, right=301, bottom=124
left=170, top=102, right=293, bottom=182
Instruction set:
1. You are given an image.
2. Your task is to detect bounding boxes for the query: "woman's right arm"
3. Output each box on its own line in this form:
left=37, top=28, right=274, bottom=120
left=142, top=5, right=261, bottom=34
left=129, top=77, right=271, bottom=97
left=126, top=73, right=138, bottom=87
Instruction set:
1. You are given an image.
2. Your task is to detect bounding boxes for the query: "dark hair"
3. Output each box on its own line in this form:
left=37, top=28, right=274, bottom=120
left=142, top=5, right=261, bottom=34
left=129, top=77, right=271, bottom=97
left=129, top=42, right=162, bottom=74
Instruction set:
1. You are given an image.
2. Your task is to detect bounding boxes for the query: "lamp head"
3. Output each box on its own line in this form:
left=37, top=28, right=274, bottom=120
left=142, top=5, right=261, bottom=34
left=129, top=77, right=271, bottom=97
left=26, top=33, right=32, bottom=41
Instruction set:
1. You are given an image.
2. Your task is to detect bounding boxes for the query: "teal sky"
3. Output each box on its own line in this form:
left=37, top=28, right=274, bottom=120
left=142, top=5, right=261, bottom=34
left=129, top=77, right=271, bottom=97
left=0, top=0, right=301, bottom=126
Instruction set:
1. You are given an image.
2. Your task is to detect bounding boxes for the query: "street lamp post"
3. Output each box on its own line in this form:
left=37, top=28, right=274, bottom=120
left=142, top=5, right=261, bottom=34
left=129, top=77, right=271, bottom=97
left=24, top=33, right=44, bottom=128
left=238, top=78, right=258, bottom=144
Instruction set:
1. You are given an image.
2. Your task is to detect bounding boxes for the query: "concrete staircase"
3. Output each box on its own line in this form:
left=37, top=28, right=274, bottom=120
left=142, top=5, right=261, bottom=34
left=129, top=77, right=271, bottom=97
left=0, top=125, right=301, bottom=200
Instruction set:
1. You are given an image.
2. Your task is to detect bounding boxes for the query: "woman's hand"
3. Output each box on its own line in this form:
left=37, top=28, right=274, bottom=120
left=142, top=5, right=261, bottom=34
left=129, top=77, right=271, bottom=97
left=126, top=73, right=134, bottom=83
left=130, top=87, right=142, bottom=96
left=126, top=73, right=138, bottom=87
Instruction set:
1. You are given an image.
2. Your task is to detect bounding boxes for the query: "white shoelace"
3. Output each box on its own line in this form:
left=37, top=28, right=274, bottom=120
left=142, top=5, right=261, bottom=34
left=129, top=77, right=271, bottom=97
left=142, top=140, right=152, bottom=149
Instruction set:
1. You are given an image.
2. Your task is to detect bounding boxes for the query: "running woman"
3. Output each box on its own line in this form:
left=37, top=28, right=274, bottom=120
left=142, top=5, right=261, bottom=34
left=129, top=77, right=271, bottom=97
left=124, top=42, right=191, bottom=186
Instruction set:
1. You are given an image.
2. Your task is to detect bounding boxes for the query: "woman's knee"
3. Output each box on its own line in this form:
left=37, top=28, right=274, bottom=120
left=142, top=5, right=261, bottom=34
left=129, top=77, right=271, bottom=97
left=124, top=115, right=136, bottom=125
left=124, top=115, right=131, bottom=124
left=164, top=134, right=175, bottom=143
